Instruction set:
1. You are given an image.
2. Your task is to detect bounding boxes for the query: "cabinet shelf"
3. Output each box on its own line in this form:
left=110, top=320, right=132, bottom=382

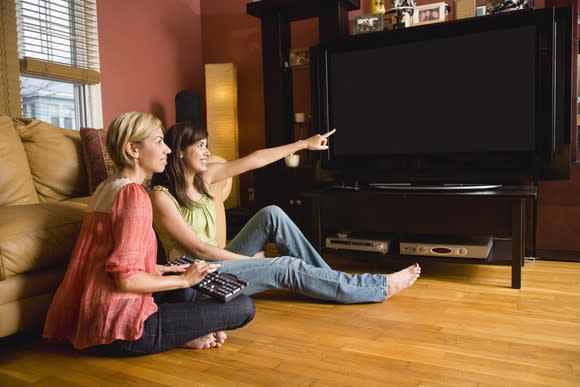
left=323, top=238, right=514, bottom=266
left=306, top=186, right=537, bottom=288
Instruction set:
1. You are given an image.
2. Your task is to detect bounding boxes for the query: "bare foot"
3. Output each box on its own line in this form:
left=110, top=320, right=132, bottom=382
left=181, top=332, right=227, bottom=349
left=385, top=263, right=421, bottom=299
left=214, top=331, right=227, bottom=345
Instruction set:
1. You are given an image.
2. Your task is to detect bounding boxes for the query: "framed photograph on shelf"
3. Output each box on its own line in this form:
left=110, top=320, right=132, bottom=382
left=289, top=48, right=310, bottom=67
left=353, top=13, right=384, bottom=35
left=412, top=2, right=448, bottom=26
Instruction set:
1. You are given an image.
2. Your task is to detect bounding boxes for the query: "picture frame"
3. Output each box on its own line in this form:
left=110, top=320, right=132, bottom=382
left=353, top=13, right=384, bottom=35
left=289, top=48, right=310, bottom=67
left=476, top=5, right=487, bottom=16
left=412, top=2, right=448, bottom=26
left=384, top=9, right=413, bottom=30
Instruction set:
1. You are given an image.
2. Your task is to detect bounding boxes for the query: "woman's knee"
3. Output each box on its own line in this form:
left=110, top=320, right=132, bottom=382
left=260, top=205, right=286, bottom=220
left=234, top=295, right=256, bottom=326
left=271, top=256, right=307, bottom=273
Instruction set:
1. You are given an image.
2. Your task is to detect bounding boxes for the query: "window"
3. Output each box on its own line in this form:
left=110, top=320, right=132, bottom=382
left=21, top=77, right=79, bottom=128
left=15, top=0, right=102, bottom=129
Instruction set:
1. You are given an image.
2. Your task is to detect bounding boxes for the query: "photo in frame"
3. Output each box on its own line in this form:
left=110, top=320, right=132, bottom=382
left=289, top=48, right=310, bottom=67
left=412, top=2, right=448, bottom=26
left=353, top=13, right=384, bottom=34
left=384, top=8, right=413, bottom=30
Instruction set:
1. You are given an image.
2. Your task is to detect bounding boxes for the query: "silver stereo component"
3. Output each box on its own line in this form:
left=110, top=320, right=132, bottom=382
left=326, top=236, right=390, bottom=254
left=400, top=236, right=493, bottom=259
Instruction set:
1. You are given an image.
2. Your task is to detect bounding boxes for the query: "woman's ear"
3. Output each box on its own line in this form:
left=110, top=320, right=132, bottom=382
left=125, top=141, right=140, bottom=160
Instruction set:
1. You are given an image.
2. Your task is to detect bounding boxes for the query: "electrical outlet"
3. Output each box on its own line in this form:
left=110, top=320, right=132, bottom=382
left=248, top=187, right=255, bottom=201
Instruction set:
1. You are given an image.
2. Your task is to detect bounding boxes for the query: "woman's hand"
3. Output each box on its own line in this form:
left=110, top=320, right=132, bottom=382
left=155, top=263, right=189, bottom=276
left=303, top=128, right=336, bottom=151
left=252, top=250, right=266, bottom=258
left=181, top=260, right=221, bottom=287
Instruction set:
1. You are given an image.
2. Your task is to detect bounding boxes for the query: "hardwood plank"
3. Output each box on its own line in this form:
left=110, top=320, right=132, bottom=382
left=1, top=260, right=579, bottom=386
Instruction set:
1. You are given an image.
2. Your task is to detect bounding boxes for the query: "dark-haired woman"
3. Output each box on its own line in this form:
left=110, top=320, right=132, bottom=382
left=150, top=121, right=420, bottom=305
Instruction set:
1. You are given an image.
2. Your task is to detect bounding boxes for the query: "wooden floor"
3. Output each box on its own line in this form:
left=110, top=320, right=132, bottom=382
left=1, top=256, right=579, bottom=386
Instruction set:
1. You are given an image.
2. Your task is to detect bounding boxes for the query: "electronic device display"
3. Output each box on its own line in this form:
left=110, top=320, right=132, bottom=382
left=311, top=7, right=573, bottom=186
left=400, top=236, right=493, bottom=259
left=325, top=235, right=390, bottom=254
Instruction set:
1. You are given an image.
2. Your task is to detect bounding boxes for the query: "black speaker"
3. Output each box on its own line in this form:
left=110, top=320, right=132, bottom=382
left=175, top=89, right=201, bottom=125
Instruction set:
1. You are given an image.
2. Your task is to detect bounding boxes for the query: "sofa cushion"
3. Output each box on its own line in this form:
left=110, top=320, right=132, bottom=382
left=0, top=292, right=60, bottom=338
left=15, top=118, right=90, bottom=202
left=0, top=115, right=39, bottom=206
left=0, top=268, right=66, bottom=338
left=0, top=267, right=65, bottom=305
left=0, top=202, right=87, bottom=280
left=80, top=127, right=116, bottom=193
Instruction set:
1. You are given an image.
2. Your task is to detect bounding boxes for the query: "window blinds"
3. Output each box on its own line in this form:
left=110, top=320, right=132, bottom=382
left=15, top=0, right=100, bottom=84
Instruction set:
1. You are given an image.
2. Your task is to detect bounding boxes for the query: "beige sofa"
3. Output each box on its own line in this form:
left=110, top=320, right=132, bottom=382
left=0, top=115, right=91, bottom=338
left=0, top=115, right=232, bottom=338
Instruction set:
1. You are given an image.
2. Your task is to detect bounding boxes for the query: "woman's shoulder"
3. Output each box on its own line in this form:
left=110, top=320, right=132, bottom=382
left=149, top=185, right=180, bottom=207
left=150, top=185, right=174, bottom=200
left=90, top=177, right=146, bottom=212
left=151, top=185, right=170, bottom=193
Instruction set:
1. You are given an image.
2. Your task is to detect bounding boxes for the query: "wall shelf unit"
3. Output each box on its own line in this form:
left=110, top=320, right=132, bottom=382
left=247, top=0, right=359, bottom=147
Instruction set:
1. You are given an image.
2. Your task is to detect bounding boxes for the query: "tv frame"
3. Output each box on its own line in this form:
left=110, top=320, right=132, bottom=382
left=311, top=7, right=573, bottom=186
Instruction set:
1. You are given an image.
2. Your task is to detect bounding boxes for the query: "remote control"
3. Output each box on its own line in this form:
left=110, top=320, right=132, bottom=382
left=164, top=256, right=249, bottom=303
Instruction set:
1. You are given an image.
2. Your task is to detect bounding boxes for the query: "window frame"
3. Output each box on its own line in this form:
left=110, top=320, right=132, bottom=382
left=1, top=0, right=102, bottom=129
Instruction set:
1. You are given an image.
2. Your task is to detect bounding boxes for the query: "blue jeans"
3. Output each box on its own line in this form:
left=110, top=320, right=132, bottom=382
left=221, top=206, right=387, bottom=304
left=96, top=289, right=255, bottom=356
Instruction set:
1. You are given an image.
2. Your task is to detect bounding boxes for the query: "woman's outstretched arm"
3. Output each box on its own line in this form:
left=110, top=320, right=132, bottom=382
left=205, top=129, right=336, bottom=184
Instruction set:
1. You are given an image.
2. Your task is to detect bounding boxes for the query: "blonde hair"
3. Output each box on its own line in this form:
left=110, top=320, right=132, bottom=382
left=106, top=112, right=163, bottom=169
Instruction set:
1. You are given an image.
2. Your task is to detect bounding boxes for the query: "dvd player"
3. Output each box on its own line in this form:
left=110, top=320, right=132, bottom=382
left=326, top=236, right=390, bottom=254
left=399, top=236, right=493, bottom=259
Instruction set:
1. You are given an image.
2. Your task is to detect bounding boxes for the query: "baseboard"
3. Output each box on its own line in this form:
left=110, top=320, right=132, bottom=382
left=536, top=249, right=580, bottom=262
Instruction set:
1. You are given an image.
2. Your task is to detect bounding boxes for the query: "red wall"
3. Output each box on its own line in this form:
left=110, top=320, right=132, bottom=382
left=97, top=0, right=203, bottom=127
left=199, top=0, right=267, bottom=208
left=199, top=0, right=265, bottom=157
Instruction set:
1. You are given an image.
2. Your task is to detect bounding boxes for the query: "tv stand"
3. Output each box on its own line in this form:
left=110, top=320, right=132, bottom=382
left=304, top=185, right=537, bottom=289
left=368, top=183, right=503, bottom=191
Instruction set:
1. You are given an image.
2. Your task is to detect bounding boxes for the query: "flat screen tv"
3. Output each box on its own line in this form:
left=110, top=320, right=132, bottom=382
left=311, top=6, right=573, bottom=187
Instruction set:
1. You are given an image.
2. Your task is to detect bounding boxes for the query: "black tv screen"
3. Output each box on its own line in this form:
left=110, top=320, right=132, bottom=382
left=312, top=7, right=572, bottom=185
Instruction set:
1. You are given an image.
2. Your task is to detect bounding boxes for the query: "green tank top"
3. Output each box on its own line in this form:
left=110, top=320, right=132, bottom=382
left=151, top=185, right=218, bottom=261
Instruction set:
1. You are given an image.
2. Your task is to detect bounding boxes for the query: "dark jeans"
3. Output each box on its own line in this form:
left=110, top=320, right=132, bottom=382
left=97, top=288, right=255, bottom=356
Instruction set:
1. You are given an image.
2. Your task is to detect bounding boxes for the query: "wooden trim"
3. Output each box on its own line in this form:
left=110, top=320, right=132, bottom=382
left=21, top=57, right=100, bottom=84
left=537, top=249, right=580, bottom=261
left=0, top=0, right=22, bottom=116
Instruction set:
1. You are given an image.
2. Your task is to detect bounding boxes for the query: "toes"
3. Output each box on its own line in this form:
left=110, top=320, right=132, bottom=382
left=215, top=331, right=227, bottom=342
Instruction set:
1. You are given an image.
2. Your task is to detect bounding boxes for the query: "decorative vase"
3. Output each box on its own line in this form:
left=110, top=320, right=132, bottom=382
left=370, top=0, right=386, bottom=14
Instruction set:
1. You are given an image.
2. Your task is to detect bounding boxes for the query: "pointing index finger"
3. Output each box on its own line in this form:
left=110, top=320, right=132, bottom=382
left=323, top=128, right=336, bottom=138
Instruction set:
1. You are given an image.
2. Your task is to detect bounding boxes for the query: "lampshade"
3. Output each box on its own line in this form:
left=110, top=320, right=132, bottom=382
left=205, top=63, right=239, bottom=209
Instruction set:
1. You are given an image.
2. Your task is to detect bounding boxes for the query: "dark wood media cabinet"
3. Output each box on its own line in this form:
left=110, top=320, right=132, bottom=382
left=304, top=186, right=537, bottom=289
